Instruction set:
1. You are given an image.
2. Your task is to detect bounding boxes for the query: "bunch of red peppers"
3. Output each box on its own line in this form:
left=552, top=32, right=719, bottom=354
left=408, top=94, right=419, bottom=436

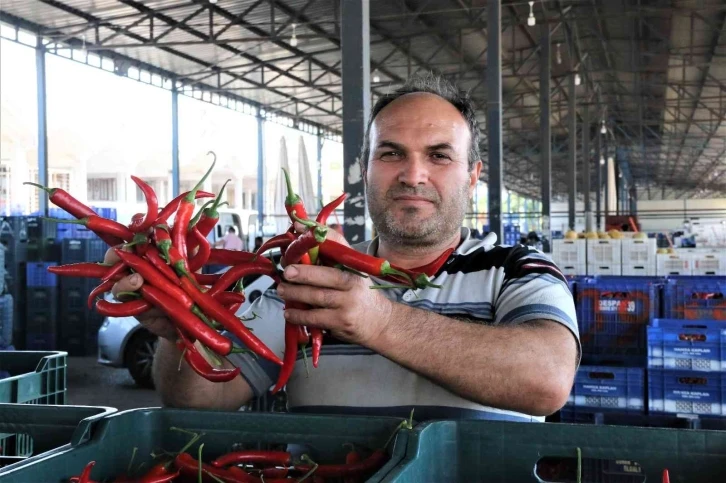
left=30, top=154, right=444, bottom=390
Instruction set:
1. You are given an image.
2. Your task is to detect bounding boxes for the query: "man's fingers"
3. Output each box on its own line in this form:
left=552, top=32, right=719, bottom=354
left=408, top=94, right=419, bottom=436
left=111, top=273, right=144, bottom=300
left=284, top=307, right=333, bottom=329
left=103, top=246, right=122, bottom=265
left=277, top=282, right=340, bottom=309
left=324, top=228, right=348, bottom=247
left=283, top=264, right=353, bottom=290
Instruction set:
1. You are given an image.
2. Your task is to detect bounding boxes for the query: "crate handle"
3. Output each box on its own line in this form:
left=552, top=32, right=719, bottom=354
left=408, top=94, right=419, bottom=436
left=689, top=292, right=723, bottom=300
left=678, top=333, right=707, bottom=342
left=588, top=371, right=615, bottom=379
left=600, top=291, right=629, bottom=299
left=677, top=376, right=708, bottom=385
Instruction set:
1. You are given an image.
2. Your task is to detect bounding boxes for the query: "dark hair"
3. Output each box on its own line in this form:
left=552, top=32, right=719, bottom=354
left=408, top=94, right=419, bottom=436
left=360, top=73, right=482, bottom=171
left=228, top=226, right=236, bottom=233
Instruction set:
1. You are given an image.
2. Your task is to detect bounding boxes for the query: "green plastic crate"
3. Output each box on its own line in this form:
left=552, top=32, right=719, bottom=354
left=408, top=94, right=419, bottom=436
left=0, top=403, right=115, bottom=466
left=381, top=420, right=726, bottom=483
left=0, top=351, right=67, bottom=405
left=0, top=408, right=411, bottom=482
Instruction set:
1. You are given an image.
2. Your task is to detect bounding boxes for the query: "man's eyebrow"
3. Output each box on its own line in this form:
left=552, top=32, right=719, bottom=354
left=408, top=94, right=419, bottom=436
left=375, top=140, right=406, bottom=151
left=427, top=142, right=454, bottom=151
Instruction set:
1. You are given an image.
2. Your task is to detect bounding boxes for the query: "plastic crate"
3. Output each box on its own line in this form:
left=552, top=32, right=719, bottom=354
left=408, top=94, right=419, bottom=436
left=552, top=239, right=587, bottom=266
left=622, top=263, right=656, bottom=276
left=559, top=263, right=586, bottom=276
left=558, top=407, right=726, bottom=430
left=576, top=276, right=662, bottom=359
left=0, top=408, right=411, bottom=482
left=566, top=365, right=645, bottom=413
left=622, top=238, right=657, bottom=266
left=648, top=319, right=726, bottom=372
left=586, top=264, right=622, bottom=276
left=380, top=419, right=726, bottom=482
left=0, top=351, right=67, bottom=405
left=60, top=239, right=106, bottom=265
left=663, top=276, right=726, bottom=320
left=0, top=295, right=12, bottom=350
left=648, top=369, right=726, bottom=416
left=0, top=404, right=115, bottom=462
left=587, top=239, right=622, bottom=265
left=691, top=253, right=725, bottom=276
left=657, top=252, right=691, bottom=276
left=24, top=262, right=57, bottom=287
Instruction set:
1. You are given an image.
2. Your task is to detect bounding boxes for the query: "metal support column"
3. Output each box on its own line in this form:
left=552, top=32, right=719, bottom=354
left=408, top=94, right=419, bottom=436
left=567, top=73, right=577, bottom=230
left=539, top=23, right=552, bottom=249
left=604, top=138, right=609, bottom=221
left=36, top=45, right=49, bottom=215
left=487, top=0, right=503, bottom=242
left=595, top=128, right=602, bottom=231
left=583, top=103, right=591, bottom=232
left=171, top=83, right=180, bottom=198
left=256, top=115, right=265, bottom=229
left=316, top=131, right=323, bottom=209
left=341, top=0, right=370, bottom=243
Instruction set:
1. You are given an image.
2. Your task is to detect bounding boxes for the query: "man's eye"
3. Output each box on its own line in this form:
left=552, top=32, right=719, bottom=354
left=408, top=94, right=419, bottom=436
left=380, top=151, right=401, bottom=159
left=431, top=153, right=451, bottom=161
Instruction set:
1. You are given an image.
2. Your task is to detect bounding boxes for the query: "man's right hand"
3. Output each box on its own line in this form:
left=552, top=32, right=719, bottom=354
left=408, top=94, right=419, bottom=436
left=104, top=247, right=177, bottom=341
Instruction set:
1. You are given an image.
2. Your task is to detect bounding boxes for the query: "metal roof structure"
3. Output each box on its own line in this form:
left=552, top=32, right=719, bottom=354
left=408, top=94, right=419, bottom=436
left=1, top=0, right=724, bottom=200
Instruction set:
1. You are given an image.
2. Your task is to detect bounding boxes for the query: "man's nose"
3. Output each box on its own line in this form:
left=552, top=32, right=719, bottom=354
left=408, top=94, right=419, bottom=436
left=397, top=156, right=429, bottom=186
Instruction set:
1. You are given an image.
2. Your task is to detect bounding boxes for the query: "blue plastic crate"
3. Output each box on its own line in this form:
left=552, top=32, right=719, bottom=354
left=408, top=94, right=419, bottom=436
left=25, top=262, right=57, bottom=287
left=576, top=276, right=662, bottom=358
left=566, top=365, right=645, bottom=413
left=663, top=276, right=726, bottom=320
left=648, top=369, right=726, bottom=416
left=60, top=239, right=106, bottom=265
left=648, top=319, right=726, bottom=372
left=558, top=407, right=726, bottom=430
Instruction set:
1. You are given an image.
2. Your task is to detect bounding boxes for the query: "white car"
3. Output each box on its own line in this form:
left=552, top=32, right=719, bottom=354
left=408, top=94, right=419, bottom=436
left=97, top=251, right=279, bottom=387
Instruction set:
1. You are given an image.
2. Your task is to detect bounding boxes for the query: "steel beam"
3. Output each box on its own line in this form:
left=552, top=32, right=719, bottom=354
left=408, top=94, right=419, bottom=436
left=487, top=0, right=503, bottom=242
left=604, top=137, right=609, bottom=220
left=539, top=23, right=552, bottom=249
left=583, top=103, right=591, bottom=232
left=568, top=73, right=576, bottom=230
left=341, top=0, right=370, bottom=244
left=595, top=118, right=602, bottom=230
left=257, top=115, right=265, bottom=229
left=171, top=83, right=180, bottom=198
left=36, top=45, right=49, bottom=216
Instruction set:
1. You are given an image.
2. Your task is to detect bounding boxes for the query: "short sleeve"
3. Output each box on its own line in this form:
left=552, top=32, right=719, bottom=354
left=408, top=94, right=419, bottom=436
left=493, top=245, right=580, bottom=352
left=224, top=288, right=285, bottom=396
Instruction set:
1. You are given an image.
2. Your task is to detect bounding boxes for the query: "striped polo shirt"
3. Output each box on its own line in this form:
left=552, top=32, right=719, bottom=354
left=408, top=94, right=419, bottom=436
left=227, top=228, right=579, bottom=422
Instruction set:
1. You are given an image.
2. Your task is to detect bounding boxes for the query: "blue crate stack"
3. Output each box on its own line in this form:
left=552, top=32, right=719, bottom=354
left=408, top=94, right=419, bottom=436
left=662, top=276, right=726, bottom=321
left=502, top=224, right=520, bottom=246
left=25, top=262, right=58, bottom=350
left=0, top=294, right=13, bottom=350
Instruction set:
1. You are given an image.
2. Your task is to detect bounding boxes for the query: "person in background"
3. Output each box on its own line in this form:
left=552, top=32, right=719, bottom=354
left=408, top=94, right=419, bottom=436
left=214, top=226, right=244, bottom=251
left=253, top=236, right=264, bottom=252
left=328, top=223, right=344, bottom=236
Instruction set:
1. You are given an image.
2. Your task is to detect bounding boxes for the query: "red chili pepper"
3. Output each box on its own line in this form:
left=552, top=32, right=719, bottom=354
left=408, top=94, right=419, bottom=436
left=49, top=216, right=134, bottom=242
left=102, top=261, right=128, bottom=283
left=208, top=249, right=270, bottom=266
left=174, top=453, right=259, bottom=483
left=409, top=248, right=454, bottom=277
left=662, top=469, right=670, bottom=483
left=318, top=240, right=412, bottom=284
left=137, top=461, right=180, bottom=483
left=128, top=176, right=159, bottom=233
left=296, top=450, right=388, bottom=477
left=207, top=262, right=279, bottom=297
left=281, top=227, right=327, bottom=267
left=96, top=298, right=151, bottom=317
left=260, top=468, right=289, bottom=478
left=272, top=321, right=300, bottom=394
left=155, top=190, right=216, bottom=225
left=141, top=284, right=232, bottom=356
left=254, top=232, right=296, bottom=258
left=311, top=328, right=323, bottom=369
left=145, top=249, right=181, bottom=285
left=176, top=330, right=240, bottom=383
left=167, top=245, right=192, bottom=277
left=213, top=291, right=246, bottom=306
left=172, top=157, right=216, bottom=259
left=47, top=263, right=114, bottom=279
left=316, top=192, right=348, bottom=225
left=153, top=224, right=173, bottom=260
left=194, top=273, right=222, bottom=286
left=87, top=279, right=115, bottom=309
left=298, top=325, right=310, bottom=345
left=211, top=450, right=291, bottom=468
left=24, top=182, right=123, bottom=246
left=344, top=448, right=363, bottom=483
left=77, top=460, right=96, bottom=483
left=196, top=179, right=230, bottom=238
left=188, top=227, right=212, bottom=273
left=114, top=249, right=193, bottom=307
left=178, top=277, right=282, bottom=365
left=281, top=167, right=309, bottom=225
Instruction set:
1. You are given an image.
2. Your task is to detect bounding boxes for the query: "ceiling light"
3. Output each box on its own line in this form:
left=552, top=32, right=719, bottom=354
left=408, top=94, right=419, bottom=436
left=600, top=157, right=605, bottom=165
left=574, top=73, right=581, bottom=85
left=372, top=70, right=380, bottom=83
left=527, top=1, right=536, bottom=26
left=600, top=121, right=607, bottom=134
left=556, top=43, right=562, bottom=65
left=290, top=23, right=298, bottom=47
left=619, top=172, right=623, bottom=178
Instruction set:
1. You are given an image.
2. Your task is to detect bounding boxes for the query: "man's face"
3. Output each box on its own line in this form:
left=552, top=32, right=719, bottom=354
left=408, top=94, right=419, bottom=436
left=364, top=93, right=482, bottom=247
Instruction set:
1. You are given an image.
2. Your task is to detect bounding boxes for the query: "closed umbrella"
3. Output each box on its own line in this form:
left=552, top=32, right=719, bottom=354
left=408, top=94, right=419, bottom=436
left=297, top=135, right=317, bottom=216
left=273, top=136, right=291, bottom=234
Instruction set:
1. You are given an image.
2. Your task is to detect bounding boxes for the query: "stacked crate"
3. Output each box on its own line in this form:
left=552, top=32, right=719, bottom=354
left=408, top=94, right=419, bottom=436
left=551, top=239, right=587, bottom=276
left=560, top=366, right=646, bottom=422
left=587, top=239, right=622, bottom=276
left=24, top=262, right=58, bottom=350
left=656, top=252, right=692, bottom=276
left=622, top=238, right=657, bottom=276
left=690, top=249, right=726, bottom=276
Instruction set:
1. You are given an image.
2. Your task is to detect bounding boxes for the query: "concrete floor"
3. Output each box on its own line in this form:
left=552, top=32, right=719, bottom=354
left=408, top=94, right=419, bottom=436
left=66, top=357, right=161, bottom=411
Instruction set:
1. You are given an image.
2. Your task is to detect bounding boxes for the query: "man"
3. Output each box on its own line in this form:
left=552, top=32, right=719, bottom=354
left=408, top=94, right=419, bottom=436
left=253, top=236, right=264, bottom=252
left=215, top=226, right=243, bottom=251
left=109, top=74, right=578, bottom=420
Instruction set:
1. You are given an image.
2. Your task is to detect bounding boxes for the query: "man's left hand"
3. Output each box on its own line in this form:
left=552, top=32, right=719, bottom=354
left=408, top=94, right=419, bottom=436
left=276, top=264, right=394, bottom=347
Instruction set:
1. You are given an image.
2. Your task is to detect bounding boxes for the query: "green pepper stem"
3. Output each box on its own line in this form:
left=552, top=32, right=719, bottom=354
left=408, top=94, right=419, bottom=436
left=576, top=447, right=582, bottom=483
left=380, top=262, right=413, bottom=284
left=185, top=152, right=216, bottom=203
left=370, top=283, right=414, bottom=290
left=290, top=210, right=317, bottom=228
left=42, top=216, right=85, bottom=225
left=335, top=264, right=369, bottom=278
left=24, top=181, right=54, bottom=195
left=117, top=291, right=141, bottom=299
left=189, top=200, right=215, bottom=229
left=414, top=274, right=442, bottom=289
left=282, top=167, right=301, bottom=205
left=209, top=179, right=231, bottom=215
left=127, top=447, right=138, bottom=474
left=198, top=443, right=204, bottom=483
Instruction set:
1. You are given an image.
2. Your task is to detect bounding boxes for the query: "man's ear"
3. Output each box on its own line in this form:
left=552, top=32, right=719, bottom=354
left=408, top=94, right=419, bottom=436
left=469, top=160, right=483, bottom=191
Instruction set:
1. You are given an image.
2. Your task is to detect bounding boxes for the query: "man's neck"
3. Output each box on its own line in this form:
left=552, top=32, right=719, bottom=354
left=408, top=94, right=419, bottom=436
left=376, top=231, right=462, bottom=270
